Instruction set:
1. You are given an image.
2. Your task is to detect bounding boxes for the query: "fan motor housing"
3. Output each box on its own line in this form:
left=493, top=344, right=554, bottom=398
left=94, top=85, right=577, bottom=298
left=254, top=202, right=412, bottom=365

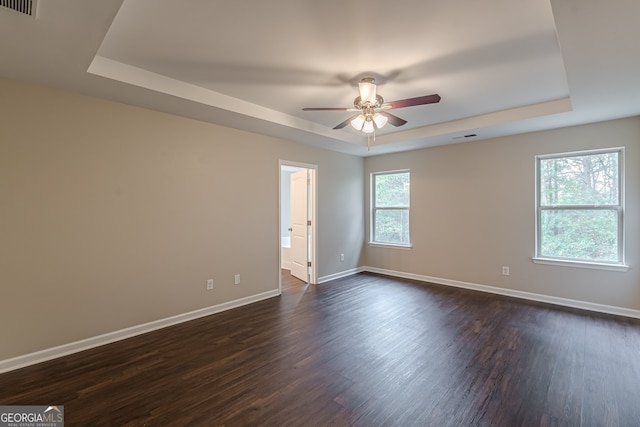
left=354, top=94, right=384, bottom=110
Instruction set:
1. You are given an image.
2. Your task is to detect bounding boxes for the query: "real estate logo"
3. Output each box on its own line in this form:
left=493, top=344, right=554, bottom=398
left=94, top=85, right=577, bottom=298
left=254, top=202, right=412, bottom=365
left=0, top=406, right=64, bottom=427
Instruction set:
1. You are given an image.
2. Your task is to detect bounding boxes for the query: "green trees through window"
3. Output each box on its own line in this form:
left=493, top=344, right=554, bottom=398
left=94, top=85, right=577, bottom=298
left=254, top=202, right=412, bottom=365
left=537, top=149, right=623, bottom=264
left=372, top=171, right=410, bottom=245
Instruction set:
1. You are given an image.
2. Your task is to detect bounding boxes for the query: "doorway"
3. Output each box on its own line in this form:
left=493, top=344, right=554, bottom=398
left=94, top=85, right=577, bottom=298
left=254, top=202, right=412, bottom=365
left=279, top=161, right=317, bottom=291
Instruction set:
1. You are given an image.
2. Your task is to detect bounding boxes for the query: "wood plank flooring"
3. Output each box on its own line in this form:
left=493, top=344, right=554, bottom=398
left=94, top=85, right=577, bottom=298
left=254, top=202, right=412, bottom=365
left=1, top=271, right=640, bottom=426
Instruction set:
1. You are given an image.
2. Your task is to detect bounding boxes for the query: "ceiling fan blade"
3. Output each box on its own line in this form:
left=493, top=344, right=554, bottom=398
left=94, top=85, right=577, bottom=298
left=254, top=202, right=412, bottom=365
left=333, top=114, right=360, bottom=129
left=302, top=107, right=350, bottom=111
left=384, top=94, right=441, bottom=109
left=378, top=111, right=407, bottom=127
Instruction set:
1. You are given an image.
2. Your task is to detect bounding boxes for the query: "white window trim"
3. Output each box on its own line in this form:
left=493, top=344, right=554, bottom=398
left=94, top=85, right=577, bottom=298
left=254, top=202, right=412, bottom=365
left=368, top=242, right=413, bottom=250
left=370, top=169, right=411, bottom=248
left=532, top=257, right=629, bottom=272
left=533, top=147, right=628, bottom=271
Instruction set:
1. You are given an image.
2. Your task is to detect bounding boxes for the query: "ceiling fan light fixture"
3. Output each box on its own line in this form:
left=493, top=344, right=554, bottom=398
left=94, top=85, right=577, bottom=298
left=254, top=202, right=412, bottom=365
left=362, top=118, right=375, bottom=134
left=373, top=113, right=388, bottom=129
left=351, top=114, right=366, bottom=130
left=302, top=76, right=441, bottom=137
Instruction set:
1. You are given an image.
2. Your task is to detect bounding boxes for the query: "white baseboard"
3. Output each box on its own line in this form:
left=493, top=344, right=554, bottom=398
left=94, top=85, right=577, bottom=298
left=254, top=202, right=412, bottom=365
left=317, top=267, right=366, bottom=284
left=0, top=289, right=280, bottom=374
left=363, top=266, right=640, bottom=319
left=4, top=268, right=638, bottom=374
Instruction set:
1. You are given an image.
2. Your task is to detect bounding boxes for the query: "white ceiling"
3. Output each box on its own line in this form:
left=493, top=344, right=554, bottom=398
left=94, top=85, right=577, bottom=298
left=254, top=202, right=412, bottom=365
left=1, top=0, right=639, bottom=156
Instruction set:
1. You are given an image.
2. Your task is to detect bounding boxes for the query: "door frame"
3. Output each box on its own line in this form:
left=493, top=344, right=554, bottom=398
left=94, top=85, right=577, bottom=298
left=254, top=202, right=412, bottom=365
left=279, top=160, right=318, bottom=291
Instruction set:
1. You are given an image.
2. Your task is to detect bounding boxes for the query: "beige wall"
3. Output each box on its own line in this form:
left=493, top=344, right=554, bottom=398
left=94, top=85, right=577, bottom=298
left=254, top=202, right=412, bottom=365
left=0, top=77, right=364, bottom=360
left=365, top=117, right=640, bottom=310
left=2, top=74, right=637, bottom=363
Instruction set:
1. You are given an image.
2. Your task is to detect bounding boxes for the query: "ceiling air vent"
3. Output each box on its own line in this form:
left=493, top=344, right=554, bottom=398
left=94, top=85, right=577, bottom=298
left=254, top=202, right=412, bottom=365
left=452, top=133, right=478, bottom=141
left=1, top=0, right=37, bottom=17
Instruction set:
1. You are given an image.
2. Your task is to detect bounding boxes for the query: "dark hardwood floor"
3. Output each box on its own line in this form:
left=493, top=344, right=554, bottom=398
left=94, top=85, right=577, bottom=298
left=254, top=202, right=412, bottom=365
left=1, top=271, right=640, bottom=426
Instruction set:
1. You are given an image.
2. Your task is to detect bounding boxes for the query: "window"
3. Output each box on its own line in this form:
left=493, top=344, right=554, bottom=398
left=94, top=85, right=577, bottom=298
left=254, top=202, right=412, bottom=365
left=371, top=170, right=410, bottom=246
left=535, top=148, right=624, bottom=268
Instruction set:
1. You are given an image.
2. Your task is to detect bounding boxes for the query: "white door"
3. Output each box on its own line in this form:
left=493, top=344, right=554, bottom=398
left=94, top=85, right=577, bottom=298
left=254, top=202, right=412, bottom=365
left=290, top=170, right=309, bottom=282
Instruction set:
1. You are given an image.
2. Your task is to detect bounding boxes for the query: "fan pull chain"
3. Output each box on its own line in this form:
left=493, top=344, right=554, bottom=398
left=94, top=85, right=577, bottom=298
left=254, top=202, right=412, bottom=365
left=367, top=129, right=376, bottom=151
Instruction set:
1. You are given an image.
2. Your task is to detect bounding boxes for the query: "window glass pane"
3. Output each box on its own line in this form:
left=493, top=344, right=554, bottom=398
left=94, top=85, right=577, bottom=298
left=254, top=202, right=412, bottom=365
left=374, top=209, right=410, bottom=244
left=375, top=172, right=410, bottom=207
left=540, top=152, right=619, bottom=206
left=540, top=209, right=619, bottom=262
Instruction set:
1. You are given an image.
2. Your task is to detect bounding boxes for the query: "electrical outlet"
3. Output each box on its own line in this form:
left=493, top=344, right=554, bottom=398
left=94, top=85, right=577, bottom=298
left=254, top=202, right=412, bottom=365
left=234, top=274, right=241, bottom=285
left=502, top=266, right=510, bottom=276
left=340, top=254, right=345, bottom=262
left=206, top=279, right=214, bottom=290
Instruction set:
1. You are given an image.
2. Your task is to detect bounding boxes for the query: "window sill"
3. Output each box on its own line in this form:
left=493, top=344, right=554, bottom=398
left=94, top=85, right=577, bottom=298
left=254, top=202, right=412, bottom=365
left=368, top=242, right=412, bottom=250
left=532, top=257, right=629, bottom=272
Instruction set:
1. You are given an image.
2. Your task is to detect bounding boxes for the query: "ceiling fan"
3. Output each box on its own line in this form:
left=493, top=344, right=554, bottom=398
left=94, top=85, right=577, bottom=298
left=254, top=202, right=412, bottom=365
left=302, top=77, right=441, bottom=134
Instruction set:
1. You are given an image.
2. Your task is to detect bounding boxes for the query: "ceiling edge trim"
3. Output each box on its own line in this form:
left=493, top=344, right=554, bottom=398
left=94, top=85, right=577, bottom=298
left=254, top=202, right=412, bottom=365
left=372, top=97, right=574, bottom=146
left=87, top=55, right=361, bottom=146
